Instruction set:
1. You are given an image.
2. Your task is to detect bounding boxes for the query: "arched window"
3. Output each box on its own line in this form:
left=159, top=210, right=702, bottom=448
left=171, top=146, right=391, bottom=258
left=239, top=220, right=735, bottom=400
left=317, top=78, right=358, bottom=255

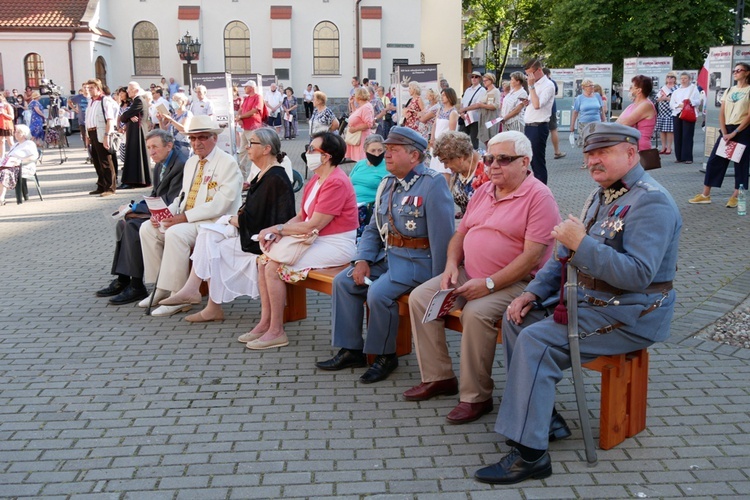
left=133, top=21, right=160, bottom=76
left=95, top=56, right=108, bottom=89
left=313, top=21, right=339, bottom=75
left=24, top=53, right=45, bottom=88
left=224, top=21, right=251, bottom=74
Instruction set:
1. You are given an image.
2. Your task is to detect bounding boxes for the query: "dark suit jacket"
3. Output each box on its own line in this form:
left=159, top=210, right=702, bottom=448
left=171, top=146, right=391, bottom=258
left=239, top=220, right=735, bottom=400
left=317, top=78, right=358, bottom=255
left=132, top=147, right=188, bottom=214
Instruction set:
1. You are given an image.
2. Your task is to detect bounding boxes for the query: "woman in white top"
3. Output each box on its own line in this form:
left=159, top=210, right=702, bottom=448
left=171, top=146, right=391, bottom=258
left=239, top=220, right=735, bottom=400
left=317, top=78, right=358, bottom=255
left=500, top=72, right=529, bottom=133
left=670, top=72, right=701, bottom=163
left=428, top=87, right=460, bottom=181
left=0, top=125, right=37, bottom=205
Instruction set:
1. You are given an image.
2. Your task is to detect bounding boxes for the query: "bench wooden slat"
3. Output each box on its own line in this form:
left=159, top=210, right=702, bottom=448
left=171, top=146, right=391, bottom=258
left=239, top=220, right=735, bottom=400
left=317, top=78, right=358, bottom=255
left=284, top=269, right=648, bottom=450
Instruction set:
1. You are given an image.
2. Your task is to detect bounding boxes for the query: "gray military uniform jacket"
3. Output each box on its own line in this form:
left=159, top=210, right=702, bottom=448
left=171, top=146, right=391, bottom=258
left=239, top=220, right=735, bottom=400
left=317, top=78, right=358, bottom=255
left=356, top=163, right=455, bottom=286
left=527, top=164, right=682, bottom=342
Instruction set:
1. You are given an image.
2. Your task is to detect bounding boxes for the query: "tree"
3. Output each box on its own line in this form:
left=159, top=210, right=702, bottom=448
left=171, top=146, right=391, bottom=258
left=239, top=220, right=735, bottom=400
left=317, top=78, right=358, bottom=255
left=463, top=0, right=538, bottom=79
left=523, top=0, right=736, bottom=81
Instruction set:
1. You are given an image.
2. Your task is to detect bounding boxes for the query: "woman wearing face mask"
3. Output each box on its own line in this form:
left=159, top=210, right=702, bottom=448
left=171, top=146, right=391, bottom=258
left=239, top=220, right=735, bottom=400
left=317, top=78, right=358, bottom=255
left=616, top=75, right=656, bottom=151
left=349, top=134, right=388, bottom=238
left=247, top=132, right=359, bottom=349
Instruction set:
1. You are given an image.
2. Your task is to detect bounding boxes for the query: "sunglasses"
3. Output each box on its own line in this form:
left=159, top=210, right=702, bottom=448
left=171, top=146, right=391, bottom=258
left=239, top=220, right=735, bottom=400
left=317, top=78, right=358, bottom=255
left=188, top=134, right=213, bottom=142
left=483, top=154, right=524, bottom=167
left=471, top=75, right=481, bottom=79
left=734, top=69, right=747, bottom=74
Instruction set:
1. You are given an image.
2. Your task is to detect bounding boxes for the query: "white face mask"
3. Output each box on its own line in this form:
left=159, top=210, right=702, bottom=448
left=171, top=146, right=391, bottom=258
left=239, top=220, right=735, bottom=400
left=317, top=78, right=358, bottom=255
left=306, top=153, right=323, bottom=170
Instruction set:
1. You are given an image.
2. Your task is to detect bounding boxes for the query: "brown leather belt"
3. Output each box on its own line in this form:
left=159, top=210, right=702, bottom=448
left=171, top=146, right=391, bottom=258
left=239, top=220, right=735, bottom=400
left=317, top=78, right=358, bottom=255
left=387, top=234, right=429, bottom=249
left=87, top=127, right=97, bottom=131
left=577, top=271, right=673, bottom=295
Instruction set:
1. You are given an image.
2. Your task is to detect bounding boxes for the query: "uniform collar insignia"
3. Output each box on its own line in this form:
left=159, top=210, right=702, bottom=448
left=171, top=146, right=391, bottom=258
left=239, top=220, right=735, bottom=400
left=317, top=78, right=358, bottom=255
left=602, top=180, right=628, bottom=204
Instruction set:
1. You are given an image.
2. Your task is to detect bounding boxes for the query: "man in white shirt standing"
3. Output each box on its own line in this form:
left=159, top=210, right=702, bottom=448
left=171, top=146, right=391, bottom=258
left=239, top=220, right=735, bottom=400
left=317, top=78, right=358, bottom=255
left=84, top=78, right=118, bottom=196
left=459, top=71, right=487, bottom=149
left=189, top=85, right=214, bottom=117
left=523, top=59, right=556, bottom=185
left=263, top=82, right=284, bottom=135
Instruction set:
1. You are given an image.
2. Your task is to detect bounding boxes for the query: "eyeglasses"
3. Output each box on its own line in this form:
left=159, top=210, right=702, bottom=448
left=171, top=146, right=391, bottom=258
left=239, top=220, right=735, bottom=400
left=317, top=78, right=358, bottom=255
left=734, top=69, right=747, bottom=73
left=188, top=134, right=213, bottom=142
left=247, top=141, right=262, bottom=146
left=483, top=154, right=524, bottom=167
left=471, top=75, right=480, bottom=79
left=306, top=145, right=325, bottom=154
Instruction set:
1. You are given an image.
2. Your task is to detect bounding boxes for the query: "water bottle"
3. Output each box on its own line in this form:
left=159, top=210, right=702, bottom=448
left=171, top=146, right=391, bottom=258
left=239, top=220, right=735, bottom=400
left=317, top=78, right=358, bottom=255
left=739, top=184, right=747, bottom=216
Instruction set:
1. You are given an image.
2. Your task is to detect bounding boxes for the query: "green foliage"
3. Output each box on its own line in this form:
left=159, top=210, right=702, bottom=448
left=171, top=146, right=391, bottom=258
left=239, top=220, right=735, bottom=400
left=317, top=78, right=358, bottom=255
left=523, top=0, right=736, bottom=80
left=463, top=0, right=539, bottom=77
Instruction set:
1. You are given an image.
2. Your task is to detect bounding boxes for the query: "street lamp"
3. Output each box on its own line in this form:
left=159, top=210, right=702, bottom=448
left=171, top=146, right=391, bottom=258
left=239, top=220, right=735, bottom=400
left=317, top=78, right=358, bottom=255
left=176, top=31, right=201, bottom=94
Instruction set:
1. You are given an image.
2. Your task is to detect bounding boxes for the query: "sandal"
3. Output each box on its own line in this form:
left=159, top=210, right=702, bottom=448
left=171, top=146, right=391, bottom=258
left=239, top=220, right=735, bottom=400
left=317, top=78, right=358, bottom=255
left=554, top=152, right=567, bottom=159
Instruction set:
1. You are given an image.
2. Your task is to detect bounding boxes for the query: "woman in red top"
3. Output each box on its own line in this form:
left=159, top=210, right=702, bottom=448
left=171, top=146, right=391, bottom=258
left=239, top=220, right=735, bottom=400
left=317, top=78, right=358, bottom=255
left=0, top=94, right=15, bottom=156
left=247, top=132, right=359, bottom=350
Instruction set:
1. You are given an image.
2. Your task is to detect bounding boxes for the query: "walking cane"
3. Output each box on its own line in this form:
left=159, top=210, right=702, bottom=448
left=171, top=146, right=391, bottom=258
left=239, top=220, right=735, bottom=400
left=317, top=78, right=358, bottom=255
left=565, top=261, right=598, bottom=465
left=145, top=191, right=185, bottom=316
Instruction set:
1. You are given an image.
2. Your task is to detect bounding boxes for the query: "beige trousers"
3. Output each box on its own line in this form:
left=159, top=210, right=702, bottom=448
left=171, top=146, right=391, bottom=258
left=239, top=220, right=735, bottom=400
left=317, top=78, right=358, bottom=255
left=140, top=221, right=201, bottom=292
left=409, top=269, right=528, bottom=403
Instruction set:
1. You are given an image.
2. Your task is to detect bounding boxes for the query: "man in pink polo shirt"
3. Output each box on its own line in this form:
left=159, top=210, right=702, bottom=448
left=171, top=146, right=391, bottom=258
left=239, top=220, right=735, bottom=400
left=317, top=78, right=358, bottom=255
left=405, top=130, right=561, bottom=425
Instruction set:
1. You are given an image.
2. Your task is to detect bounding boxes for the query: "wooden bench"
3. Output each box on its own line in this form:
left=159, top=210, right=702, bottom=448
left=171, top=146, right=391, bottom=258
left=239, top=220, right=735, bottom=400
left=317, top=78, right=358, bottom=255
left=284, top=266, right=648, bottom=450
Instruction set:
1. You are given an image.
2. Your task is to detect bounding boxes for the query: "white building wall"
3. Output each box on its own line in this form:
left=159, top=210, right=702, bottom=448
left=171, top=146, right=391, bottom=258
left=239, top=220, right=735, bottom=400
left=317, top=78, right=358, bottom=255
left=0, top=0, right=463, bottom=99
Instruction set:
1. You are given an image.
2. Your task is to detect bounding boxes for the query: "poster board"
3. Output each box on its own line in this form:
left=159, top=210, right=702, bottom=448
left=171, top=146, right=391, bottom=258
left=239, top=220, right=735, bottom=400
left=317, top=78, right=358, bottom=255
left=574, top=64, right=614, bottom=120
left=191, top=73, right=236, bottom=155
left=394, top=64, right=439, bottom=125
left=550, top=68, right=575, bottom=127
left=622, top=57, right=673, bottom=101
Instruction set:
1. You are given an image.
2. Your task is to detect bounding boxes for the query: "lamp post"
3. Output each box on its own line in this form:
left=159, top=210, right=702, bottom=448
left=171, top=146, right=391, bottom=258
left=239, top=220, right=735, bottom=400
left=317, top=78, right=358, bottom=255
left=176, top=31, right=201, bottom=94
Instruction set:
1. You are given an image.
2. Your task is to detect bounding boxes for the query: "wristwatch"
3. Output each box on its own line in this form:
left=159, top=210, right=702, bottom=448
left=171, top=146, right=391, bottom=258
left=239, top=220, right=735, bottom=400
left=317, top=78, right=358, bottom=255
left=529, top=85, right=535, bottom=90
left=485, top=277, right=495, bottom=293
left=275, top=224, right=284, bottom=234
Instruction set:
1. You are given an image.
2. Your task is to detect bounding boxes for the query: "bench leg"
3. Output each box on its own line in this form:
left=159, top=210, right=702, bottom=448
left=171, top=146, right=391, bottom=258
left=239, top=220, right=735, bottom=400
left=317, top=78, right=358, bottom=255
left=626, top=349, right=648, bottom=438
left=395, top=316, right=413, bottom=357
left=597, top=356, right=630, bottom=450
left=284, top=283, right=307, bottom=323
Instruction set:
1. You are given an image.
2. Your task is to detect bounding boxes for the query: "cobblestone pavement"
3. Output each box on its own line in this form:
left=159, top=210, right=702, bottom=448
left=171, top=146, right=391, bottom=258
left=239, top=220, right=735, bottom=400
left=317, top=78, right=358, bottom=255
left=1, top=127, right=749, bottom=499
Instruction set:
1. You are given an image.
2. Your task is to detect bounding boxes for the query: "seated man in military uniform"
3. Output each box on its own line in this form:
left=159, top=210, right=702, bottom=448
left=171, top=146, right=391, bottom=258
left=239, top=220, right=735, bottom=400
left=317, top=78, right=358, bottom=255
left=475, top=122, right=682, bottom=485
left=315, top=126, right=455, bottom=383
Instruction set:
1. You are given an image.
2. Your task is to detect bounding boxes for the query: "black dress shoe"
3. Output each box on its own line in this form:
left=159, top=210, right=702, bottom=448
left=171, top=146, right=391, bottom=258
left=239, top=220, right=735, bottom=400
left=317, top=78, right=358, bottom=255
left=96, top=278, right=128, bottom=297
left=359, top=354, right=398, bottom=384
left=117, top=184, right=132, bottom=190
left=315, top=348, right=367, bottom=371
left=109, top=285, right=149, bottom=305
left=506, top=412, right=571, bottom=446
left=89, top=189, right=103, bottom=195
left=474, top=448, right=552, bottom=485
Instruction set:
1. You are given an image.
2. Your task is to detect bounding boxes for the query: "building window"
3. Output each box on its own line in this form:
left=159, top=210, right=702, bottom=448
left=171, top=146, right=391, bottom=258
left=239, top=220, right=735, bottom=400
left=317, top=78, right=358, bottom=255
left=133, top=21, right=160, bottom=76
left=509, top=42, right=523, bottom=60
left=24, top=53, right=45, bottom=88
left=313, top=21, right=339, bottom=75
left=224, top=21, right=251, bottom=73
left=95, top=56, right=108, bottom=89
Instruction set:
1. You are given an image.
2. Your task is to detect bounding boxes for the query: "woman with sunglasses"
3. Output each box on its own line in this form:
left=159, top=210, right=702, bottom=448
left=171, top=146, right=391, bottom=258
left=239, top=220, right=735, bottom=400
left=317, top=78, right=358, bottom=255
left=689, top=63, right=750, bottom=207
left=246, top=132, right=359, bottom=349
left=158, top=128, right=296, bottom=322
left=656, top=72, right=678, bottom=155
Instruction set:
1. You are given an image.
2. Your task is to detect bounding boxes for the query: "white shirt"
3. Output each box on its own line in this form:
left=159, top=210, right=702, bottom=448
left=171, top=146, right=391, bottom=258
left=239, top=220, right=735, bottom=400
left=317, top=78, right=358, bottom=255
left=303, top=89, right=314, bottom=103
left=461, top=84, right=487, bottom=123
left=189, top=97, right=214, bottom=117
left=264, top=89, right=283, bottom=116
left=523, top=75, right=555, bottom=124
left=669, top=84, right=701, bottom=116
left=84, top=96, right=117, bottom=129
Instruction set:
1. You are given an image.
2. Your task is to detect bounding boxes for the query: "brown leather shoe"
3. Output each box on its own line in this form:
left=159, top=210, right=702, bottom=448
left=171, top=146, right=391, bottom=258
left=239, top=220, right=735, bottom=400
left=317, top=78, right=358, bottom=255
left=403, top=377, right=458, bottom=401
left=446, top=399, right=493, bottom=424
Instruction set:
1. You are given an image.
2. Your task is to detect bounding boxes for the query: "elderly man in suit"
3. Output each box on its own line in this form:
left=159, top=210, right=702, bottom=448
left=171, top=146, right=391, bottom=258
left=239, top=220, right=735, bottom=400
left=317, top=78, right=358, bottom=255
left=315, top=126, right=455, bottom=383
left=139, top=115, right=243, bottom=317
left=475, top=122, right=682, bottom=485
left=96, top=130, right=187, bottom=304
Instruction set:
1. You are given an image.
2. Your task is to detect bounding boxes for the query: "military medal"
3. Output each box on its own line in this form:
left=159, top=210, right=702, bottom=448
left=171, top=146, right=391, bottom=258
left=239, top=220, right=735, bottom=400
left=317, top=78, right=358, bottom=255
left=405, top=220, right=417, bottom=231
